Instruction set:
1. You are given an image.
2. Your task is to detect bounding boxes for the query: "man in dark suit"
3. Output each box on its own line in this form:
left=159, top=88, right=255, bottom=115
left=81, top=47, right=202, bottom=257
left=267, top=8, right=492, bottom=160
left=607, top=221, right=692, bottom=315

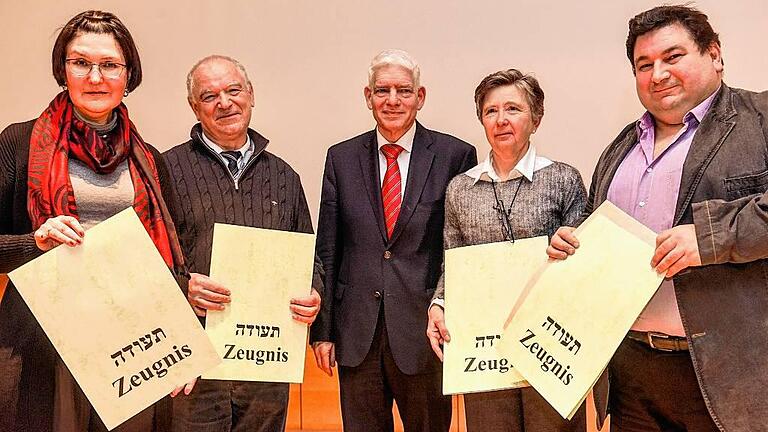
left=309, top=49, right=477, bottom=432
left=548, top=6, right=768, bottom=432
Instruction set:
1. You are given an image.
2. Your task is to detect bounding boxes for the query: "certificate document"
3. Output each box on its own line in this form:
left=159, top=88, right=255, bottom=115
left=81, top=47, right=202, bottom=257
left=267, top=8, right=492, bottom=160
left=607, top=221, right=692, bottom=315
left=202, top=224, right=315, bottom=383
left=442, top=236, right=548, bottom=394
left=499, top=201, right=664, bottom=419
left=9, top=208, right=220, bottom=430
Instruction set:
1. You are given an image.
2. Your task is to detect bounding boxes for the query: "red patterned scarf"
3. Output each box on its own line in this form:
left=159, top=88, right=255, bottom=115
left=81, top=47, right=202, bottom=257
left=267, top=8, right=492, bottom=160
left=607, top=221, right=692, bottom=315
left=27, top=91, right=184, bottom=271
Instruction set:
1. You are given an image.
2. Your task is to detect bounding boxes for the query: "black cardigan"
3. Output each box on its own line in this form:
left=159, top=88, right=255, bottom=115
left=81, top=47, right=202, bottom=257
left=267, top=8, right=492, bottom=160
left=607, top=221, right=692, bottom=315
left=162, top=124, right=323, bottom=304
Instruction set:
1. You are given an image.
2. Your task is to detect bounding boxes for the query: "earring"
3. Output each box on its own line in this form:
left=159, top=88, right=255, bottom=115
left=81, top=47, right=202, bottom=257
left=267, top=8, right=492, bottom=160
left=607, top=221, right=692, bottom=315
left=61, top=85, right=67, bottom=91
left=123, top=90, right=129, bottom=97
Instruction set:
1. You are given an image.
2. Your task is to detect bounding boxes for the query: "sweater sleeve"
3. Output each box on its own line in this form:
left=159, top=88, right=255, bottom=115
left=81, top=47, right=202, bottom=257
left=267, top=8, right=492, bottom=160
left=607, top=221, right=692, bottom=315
left=291, top=174, right=325, bottom=297
left=432, top=178, right=463, bottom=302
left=148, top=144, right=190, bottom=291
left=0, top=122, right=45, bottom=273
left=560, top=165, right=588, bottom=228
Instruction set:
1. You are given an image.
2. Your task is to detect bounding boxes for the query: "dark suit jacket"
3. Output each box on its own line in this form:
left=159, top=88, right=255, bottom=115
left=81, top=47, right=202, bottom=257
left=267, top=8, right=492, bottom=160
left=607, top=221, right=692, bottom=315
left=588, top=84, right=768, bottom=432
left=309, top=122, right=476, bottom=375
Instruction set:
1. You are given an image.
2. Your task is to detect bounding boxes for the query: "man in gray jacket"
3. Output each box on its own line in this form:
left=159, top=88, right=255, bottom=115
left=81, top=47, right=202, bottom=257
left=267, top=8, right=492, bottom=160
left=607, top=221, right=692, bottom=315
left=549, top=5, right=768, bottom=432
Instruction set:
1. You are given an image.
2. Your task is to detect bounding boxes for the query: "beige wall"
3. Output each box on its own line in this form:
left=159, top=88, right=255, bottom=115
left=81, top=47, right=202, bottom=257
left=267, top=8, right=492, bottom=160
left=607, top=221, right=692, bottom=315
left=1, top=1, right=766, bottom=222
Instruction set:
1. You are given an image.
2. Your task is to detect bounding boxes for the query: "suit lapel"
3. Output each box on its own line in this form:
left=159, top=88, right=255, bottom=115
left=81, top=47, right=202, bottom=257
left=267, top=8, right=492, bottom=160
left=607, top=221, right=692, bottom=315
left=389, top=123, right=435, bottom=245
left=674, top=85, right=737, bottom=225
left=358, top=131, right=388, bottom=243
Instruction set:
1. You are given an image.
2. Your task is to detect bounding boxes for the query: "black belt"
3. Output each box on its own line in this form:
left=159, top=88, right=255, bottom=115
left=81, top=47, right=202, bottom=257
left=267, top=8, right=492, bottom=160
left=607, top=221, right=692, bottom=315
left=627, top=330, right=689, bottom=352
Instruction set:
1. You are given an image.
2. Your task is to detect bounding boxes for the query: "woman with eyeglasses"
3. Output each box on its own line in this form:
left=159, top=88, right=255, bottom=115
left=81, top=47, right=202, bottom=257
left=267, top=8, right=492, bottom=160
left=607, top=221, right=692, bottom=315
left=425, top=69, right=587, bottom=431
left=0, top=10, right=185, bottom=431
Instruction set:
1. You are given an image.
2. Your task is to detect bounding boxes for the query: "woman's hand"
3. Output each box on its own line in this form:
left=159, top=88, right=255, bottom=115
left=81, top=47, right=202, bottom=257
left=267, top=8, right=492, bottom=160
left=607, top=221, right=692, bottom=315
left=34, top=215, right=85, bottom=251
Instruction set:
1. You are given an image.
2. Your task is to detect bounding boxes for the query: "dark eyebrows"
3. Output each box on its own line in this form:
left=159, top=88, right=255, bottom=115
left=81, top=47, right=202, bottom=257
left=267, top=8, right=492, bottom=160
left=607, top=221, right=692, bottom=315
left=66, top=49, right=122, bottom=61
left=634, top=45, right=687, bottom=65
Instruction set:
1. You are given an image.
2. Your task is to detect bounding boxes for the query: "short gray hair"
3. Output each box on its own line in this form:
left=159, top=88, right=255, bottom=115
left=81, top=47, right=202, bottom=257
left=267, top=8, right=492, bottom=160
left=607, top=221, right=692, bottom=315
left=474, top=69, right=545, bottom=124
left=186, top=55, right=252, bottom=100
left=367, top=49, right=421, bottom=89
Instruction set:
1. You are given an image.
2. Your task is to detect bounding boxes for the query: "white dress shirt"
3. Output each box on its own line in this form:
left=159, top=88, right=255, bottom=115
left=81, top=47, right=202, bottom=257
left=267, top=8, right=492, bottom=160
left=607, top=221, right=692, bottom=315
left=376, top=122, right=416, bottom=198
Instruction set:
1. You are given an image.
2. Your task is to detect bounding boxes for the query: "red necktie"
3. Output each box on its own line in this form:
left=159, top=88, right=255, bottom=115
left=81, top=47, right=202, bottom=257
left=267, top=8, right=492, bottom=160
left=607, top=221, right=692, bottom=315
left=381, top=144, right=405, bottom=239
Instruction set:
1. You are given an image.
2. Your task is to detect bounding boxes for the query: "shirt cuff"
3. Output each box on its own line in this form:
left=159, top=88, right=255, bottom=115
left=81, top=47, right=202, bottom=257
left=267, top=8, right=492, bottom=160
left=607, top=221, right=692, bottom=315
left=430, top=298, right=445, bottom=309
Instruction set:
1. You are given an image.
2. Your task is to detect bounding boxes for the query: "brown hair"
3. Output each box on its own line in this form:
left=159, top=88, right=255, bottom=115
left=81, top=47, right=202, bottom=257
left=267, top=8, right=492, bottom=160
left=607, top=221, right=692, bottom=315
left=626, top=5, right=721, bottom=71
left=474, top=69, right=544, bottom=124
left=51, top=10, right=142, bottom=92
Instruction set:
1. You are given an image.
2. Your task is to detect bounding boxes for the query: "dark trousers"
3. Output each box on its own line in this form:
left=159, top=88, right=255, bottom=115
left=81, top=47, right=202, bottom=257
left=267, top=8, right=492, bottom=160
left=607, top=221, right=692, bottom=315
left=464, top=387, right=586, bottom=432
left=171, top=379, right=288, bottom=432
left=609, top=338, right=719, bottom=432
left=54, top=358, right=159, bottom=432
left=338, top=309, right=451, bottom=432
left=0, top=338, right=56, bottom=432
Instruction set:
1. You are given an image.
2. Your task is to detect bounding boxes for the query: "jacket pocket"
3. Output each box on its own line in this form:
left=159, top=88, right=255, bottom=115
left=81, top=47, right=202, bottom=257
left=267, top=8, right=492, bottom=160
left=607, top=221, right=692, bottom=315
left=723, top=168, right=768, bottom=200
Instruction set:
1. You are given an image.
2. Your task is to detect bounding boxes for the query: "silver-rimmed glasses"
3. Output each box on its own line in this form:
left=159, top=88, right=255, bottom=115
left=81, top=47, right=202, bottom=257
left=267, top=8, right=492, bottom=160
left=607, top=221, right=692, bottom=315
left=65, top=58, right=127, bottom=79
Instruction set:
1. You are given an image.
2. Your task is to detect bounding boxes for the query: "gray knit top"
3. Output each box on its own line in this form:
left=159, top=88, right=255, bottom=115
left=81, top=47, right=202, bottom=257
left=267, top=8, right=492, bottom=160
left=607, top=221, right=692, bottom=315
left=433, top=161, right=587, bottom=300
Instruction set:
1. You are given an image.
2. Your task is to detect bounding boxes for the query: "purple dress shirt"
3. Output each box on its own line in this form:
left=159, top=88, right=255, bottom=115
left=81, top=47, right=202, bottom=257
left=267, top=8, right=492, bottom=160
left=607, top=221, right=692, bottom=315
left=607, top=89, right=719, bottom=336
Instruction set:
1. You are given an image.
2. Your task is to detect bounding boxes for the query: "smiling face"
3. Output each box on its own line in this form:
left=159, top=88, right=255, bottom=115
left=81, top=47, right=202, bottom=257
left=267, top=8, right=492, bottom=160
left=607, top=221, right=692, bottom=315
left=633, top=23, right=723, bottom=126
left=188, top=59, right=254, bottom=149
left=65, top=32, right=128, bottom=124
left=364, top=64, right=425, bottom=143
left=480, top=84, right=539, bottom=158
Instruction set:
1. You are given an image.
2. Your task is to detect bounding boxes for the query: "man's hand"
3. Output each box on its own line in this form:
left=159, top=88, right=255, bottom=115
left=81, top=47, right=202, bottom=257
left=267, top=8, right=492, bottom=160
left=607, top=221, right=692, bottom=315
left=546, top=226, right=579, bottom=260
left=652, top=224, right=702, bottom=277
left=426, top=304, right=450, bottom=361
left=290, top=288, right=321, bottom=324
left=170, top=377, right=196, bottom=397
left=187, top=273, right=231, bottom=317
left=312, top=342, right=336, bottom=377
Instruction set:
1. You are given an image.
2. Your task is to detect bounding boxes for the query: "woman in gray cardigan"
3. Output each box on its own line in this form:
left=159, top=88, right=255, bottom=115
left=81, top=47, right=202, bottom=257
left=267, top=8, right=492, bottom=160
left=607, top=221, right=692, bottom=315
left=426, top=69, right=587, bottom=431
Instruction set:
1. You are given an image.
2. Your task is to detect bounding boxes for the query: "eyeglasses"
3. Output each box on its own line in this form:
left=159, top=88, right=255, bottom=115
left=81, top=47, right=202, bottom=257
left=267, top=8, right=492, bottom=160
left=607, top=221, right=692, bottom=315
left=372, top=87, right=416, bottom=99
left=65, top=58, right=127, bottom=79
left=490, top=178, right=523, bottom=243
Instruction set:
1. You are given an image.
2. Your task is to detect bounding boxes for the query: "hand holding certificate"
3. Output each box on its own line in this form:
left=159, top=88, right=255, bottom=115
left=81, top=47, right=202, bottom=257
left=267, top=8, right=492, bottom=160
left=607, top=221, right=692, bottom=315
left=9, top=208, right=220, bottom=430
left=499, top=201, right=665, bottom=419
left=202, top=224, right=316, bottom=383
left=442, top=237, right=549, bottom=394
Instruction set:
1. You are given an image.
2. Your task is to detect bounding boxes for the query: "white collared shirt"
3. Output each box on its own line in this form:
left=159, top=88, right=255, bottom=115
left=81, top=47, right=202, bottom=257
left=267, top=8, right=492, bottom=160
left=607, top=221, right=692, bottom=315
left=201, top=132, right=254, bottom=180
left=464, top=145, right=553, bottom=184
left=376, top=122, right=416, bottom=198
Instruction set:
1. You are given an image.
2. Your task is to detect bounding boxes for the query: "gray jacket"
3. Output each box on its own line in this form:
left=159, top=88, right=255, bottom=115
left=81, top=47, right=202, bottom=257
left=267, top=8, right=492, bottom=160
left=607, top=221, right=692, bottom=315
left=589, top=84, right=768, bottom=432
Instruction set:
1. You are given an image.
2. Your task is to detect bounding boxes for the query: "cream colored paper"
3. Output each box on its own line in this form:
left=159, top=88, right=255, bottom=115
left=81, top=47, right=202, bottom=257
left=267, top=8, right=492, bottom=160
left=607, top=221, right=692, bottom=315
left=443, top=237, right=549, bottom=394
left=8, top=208, right=220, bottom=431
left=203, top=224, right=315, bottom=383
left=499, top=201, right=664, bottom=419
